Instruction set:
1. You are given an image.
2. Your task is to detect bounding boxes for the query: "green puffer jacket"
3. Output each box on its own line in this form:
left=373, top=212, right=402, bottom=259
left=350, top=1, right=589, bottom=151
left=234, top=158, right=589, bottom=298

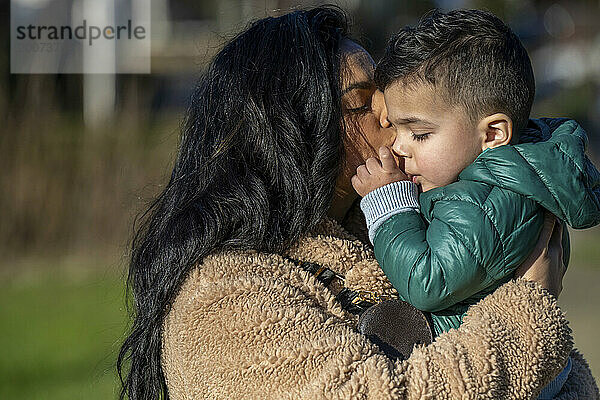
left=372, top=118, right=600, bottom=335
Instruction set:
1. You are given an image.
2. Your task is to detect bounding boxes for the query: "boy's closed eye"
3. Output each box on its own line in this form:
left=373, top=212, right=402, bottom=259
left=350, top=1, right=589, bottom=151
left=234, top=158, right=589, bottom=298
left=411, top=132, right=431, bottom=141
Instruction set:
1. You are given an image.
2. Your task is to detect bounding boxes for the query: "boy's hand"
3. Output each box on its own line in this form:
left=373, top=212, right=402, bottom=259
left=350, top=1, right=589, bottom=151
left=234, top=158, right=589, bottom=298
left=351, top=146, right=409, bottom=197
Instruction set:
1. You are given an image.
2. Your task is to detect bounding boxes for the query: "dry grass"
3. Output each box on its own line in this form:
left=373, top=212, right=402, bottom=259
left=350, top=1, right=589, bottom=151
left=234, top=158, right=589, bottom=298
left=1, top=104, right=180, bottom=260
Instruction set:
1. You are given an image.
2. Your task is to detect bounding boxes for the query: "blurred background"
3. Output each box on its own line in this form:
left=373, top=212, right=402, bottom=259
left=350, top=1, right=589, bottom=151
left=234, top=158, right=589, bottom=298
left=1, top=0, right=599, bottom=398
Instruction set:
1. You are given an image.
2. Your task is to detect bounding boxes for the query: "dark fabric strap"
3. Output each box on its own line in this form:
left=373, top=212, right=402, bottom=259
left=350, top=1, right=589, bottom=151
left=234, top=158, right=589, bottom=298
left=284, top=256, right=375, bottom=315
left=284, top=255, right=434, bottom=361
left=336, top=288, right=377, bottom=315
left=288, top=258, right=338, bottom=286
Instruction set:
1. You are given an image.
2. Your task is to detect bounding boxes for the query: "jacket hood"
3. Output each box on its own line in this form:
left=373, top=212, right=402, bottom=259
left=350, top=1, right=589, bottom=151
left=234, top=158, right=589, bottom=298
left=460, top=118, right=600, bottom=228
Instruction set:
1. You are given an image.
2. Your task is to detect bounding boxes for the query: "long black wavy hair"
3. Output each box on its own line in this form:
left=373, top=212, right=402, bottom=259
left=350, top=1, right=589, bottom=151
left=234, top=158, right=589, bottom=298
left=117, top=6, right=350, bottom=399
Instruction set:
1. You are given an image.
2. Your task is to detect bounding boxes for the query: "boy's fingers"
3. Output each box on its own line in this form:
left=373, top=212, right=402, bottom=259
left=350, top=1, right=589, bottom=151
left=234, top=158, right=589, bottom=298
left=356, top=164, right=369, bottom=179
left=351, top=174, right=361, bottom=188
left=379, top=146, right=398, bottom=171
left=365, top=157, right=382, bottom=173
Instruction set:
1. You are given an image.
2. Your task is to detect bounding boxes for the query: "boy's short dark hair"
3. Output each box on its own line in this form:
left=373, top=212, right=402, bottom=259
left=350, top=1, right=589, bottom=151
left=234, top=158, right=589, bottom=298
left=375, top=9, right=535, bottom=141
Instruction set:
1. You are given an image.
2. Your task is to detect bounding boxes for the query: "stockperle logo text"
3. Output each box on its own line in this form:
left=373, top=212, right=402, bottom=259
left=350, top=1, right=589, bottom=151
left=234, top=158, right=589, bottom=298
left=16, top=19, right=146, bottom=46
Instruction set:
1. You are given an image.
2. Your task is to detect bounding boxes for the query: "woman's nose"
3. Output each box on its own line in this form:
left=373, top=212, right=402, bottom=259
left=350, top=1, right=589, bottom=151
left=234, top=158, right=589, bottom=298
left=372, top=90, right=391, bottom=129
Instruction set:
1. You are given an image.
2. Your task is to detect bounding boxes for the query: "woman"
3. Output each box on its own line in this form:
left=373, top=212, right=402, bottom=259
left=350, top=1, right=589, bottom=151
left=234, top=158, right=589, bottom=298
left=117, top=7, right=598, bottom=399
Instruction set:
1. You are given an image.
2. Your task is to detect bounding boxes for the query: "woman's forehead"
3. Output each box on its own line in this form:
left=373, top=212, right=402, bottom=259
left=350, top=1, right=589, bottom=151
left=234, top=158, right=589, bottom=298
left=341, top=42, right=375, bottom=87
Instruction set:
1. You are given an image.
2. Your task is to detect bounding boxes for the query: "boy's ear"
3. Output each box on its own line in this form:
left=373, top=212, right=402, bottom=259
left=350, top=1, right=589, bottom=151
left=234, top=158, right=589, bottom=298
left=376, top=90, right=391, bottom=128
left=478, top=113, right=513, bottom=150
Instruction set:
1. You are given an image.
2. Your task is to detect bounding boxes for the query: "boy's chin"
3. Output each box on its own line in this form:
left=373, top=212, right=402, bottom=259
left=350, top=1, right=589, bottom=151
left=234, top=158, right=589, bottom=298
left=419, top=182, right=438, bottom=193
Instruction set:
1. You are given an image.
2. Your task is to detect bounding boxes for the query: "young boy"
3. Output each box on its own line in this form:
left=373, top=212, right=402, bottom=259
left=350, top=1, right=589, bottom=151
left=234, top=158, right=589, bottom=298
left=353, top=9, right=600, bottom=396
left=352, top=3, right=599, bottom=364
left=354, top=7, right=600, bottom=334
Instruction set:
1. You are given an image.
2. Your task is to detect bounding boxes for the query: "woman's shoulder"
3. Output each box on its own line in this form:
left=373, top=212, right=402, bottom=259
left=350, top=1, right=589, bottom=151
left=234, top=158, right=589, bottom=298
left=163, top=244, right=357, bottom=343
left=194, top=249, right=293, bottom=282
left=161, top=247, right=362, bottom=399
left=167, top=215, right=374, bottom=321
left=169, top=249, right=309, bottom=315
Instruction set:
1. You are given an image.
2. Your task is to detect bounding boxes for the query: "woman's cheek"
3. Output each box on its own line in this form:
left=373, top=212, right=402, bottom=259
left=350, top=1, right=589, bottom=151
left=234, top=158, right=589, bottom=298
left=365, top=116, right=390, bottom=150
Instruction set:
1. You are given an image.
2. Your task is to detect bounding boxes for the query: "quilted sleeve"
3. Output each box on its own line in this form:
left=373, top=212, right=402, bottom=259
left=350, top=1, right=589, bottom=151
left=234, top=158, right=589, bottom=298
left=372, top=200, right=506, bottom=313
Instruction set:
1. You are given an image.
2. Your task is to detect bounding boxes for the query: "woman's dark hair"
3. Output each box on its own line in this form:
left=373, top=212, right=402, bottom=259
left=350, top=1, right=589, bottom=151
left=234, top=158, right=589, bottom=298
left=117, top=6, right=349, bottom=399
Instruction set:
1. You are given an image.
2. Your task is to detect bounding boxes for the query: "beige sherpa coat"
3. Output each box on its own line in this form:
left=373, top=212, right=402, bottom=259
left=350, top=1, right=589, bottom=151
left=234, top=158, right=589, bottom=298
left=162, top=206, right=599, bottom=399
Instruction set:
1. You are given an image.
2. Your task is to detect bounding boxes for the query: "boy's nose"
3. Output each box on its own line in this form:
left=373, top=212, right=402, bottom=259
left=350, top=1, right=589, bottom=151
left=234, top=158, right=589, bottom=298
left=392, top=135, right=410, bottom=158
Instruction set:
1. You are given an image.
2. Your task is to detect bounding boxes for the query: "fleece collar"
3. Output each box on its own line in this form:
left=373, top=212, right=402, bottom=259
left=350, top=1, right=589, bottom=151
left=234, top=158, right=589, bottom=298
left=282, top=202, right=399, bottom=299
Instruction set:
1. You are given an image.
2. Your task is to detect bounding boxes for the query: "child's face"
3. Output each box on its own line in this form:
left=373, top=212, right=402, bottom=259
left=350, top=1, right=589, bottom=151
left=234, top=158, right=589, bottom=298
left=383, top=81, right=486, bottom=192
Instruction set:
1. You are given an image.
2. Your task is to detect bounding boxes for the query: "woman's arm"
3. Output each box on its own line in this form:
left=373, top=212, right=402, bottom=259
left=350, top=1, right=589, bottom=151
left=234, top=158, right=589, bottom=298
left=514, top=211, right=565, bottom=297
left=402, top=278, right=571, bottom=399
left=514, top=213, right=599, bottom=399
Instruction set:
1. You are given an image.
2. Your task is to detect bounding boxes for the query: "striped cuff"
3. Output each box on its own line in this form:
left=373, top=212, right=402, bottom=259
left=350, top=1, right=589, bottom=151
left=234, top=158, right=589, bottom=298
left=359, top=181, right=420, bottom=243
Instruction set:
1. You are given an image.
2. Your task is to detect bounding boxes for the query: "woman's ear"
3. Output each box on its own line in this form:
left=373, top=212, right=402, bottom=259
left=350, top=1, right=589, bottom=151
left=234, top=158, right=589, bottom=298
left=478, top=113, right=513, bottom=150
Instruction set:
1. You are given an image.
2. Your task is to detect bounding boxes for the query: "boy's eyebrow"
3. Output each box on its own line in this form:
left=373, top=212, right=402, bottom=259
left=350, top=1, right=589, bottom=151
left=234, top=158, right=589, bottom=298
left=341, top=81, right=374, bottom=95
left=393, top=116, right=438, bottom=127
